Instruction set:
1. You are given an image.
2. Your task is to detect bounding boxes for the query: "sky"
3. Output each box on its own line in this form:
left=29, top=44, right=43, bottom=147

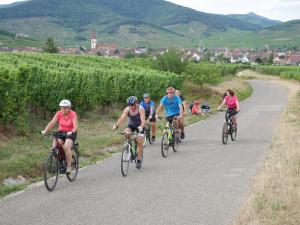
left=0, top=0, right=299, bottom=22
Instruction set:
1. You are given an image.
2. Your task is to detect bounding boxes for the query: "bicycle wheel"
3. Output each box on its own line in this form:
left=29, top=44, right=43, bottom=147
left=231, top=127, right=237, bottom=141
left=44, top=153, right=59, bottom=192
left=143, top=130, right=147, bottom=148
left=222, top=122, right=229, bottom=145
left=147, top=125, right=154, bottom=144
left=173, top=132, right=180, bottom=152
left=161, top=131, right=169, bottom=158
left=121, top=145, right=131, bottom=177
left=66, top=149, right=79, bottom=182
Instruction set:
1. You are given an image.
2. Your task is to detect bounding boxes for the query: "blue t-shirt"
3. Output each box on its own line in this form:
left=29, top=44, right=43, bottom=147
left=160, top=95, right=182, bottom=117
left=140, top=100, right=155, bottom=116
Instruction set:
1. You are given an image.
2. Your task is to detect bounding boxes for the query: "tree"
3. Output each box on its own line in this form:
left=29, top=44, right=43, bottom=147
left=255, top=57, right=263, bottom=64
left=124, top=51, right=135, bottom=59
left=268, top=52, right=274, bottom=65
left=202, top=51, right=211, bottom=62
left=186, top=63, right=219, bottom=88
left=43, top=37, right=58, bottom=53
left=155, top=49, right=186, bottom=75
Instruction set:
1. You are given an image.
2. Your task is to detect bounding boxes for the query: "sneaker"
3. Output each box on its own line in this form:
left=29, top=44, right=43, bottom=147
left=136, top=160, right=142, bottom=169
left=151, top=135, right=156, bottom=142
left=66, top=167, right=72, bottom=175
left=181, top=132, right=185, bottom=139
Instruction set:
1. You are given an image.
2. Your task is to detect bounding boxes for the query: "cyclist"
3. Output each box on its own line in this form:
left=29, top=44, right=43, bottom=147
left=175, top=89, right=188, bottom=139
left=218, top=89, right=240, bottom=128
left=41, top=100, right=78, bottom=175
left=140, top=93, right=156, bottom=142
left=113, top=96, right=145, bottom=169
left=156, top=87, right=183, bottom=133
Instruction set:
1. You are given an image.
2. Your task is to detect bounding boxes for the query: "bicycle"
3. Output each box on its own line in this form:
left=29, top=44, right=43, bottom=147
left=160, top=117, right=182, bottom=158
left=118, top=132, right=143, bottom=177
left=144, top=118, right=154, bottom=146
left=42, top=132, right=79, bottom=191
left=220, top=110, right=239, bottom=144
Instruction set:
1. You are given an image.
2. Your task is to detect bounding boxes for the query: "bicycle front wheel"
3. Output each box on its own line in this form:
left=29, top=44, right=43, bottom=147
left=121, top=145, right=131, bottom=177
left=231, top=127, right=237, bottom=141
left=173, top=132, right=180, bottom=152
left=161, top=131, right=169, bottom=158
left=222, top=122, right=229, bottom=145
left=66, top=149, right=79, bottom=182
left=44, top=153, right=59, bottom=192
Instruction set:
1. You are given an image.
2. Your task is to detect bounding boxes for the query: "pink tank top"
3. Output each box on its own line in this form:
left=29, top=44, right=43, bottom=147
left=225, top=95, right=238, bottom=109
left=55, top=110, right=77, bottom=132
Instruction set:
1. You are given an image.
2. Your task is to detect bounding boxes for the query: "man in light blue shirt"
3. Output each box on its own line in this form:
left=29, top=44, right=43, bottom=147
left=156, top=87, right=184, bottom=137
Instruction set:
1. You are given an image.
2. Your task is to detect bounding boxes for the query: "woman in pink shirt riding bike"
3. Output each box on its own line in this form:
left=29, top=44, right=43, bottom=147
left=42, top=100, right=78, bottom=174
left=218, top=89, right=240, bottom=128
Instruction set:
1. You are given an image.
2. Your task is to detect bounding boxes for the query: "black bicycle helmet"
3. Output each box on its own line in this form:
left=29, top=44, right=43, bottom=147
left=127, top=96, right=138, bottom=106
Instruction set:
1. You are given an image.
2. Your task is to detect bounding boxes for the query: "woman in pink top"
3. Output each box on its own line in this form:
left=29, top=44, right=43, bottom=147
left=42, top=99, right=78, bottom=174
left=218, top=89, right=240, bottom=127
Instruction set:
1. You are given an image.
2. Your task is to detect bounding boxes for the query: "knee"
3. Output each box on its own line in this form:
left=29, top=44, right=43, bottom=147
left=137, top=137, right=143, bottom=144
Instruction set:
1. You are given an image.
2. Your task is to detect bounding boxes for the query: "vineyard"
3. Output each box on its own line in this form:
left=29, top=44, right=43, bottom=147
left=0, top=53, right=248, bottom=134
left=255, top=65, right=300, bottom=80
left=0, top=53, right=183, bottom=133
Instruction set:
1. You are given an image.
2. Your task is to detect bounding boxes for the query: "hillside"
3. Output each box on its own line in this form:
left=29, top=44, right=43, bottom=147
left=0, top=0, right=260, bottom=48
left=201, top=19, right=300, bottom=48
left=228, top=12, right=281, bottom=28
left=0, top=28, right=42, bottom=48
left=0, top=0, right=297, bottom=48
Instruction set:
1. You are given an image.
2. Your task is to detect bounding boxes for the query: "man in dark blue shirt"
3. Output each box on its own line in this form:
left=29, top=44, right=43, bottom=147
left=140, top=93, right=157, bottom=142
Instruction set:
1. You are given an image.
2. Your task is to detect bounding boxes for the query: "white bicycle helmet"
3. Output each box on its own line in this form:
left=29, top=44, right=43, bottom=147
left=59, top=99, right=72, bottom=108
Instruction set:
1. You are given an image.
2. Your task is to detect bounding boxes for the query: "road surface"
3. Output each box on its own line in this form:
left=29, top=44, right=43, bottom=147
left=0, top=80, right=289, bottom=225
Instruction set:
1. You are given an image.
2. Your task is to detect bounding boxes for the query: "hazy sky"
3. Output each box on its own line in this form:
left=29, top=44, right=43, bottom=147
left=0, top=0, right=299, bottom=21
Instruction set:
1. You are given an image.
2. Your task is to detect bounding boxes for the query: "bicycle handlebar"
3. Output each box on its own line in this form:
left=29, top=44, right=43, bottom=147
left=41, top=131, right=70, bottom=138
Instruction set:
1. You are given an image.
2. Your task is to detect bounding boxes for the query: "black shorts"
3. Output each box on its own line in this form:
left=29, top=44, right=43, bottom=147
left=226, top=108, right=238, bottom=120
left=127, top=125, right=145, bottom=134
left=166, top=113, right=180, bottom=124
left=146, top=112, right=156, bottom=122
left=57, top=131, right=77, bottom=142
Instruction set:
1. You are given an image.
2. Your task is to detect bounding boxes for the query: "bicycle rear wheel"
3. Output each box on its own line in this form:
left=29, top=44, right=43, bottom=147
left=231, top=127, right=237, bottom=141
left=222, top=122, right=229, bottom=145
left=147, top=125, right=154, bottom=144
left=44, top=153, right=59, bottom=192
left=121, top=145, right=131, bottom=177
left=161, top=131, right=169, bottom=158
left=66, top=149, right=79, bottom=182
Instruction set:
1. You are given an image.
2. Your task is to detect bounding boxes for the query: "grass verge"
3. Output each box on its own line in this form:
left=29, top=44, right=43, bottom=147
left=232, top=75, right=300, bottom=225
left=0, top=75, right=252, bottom=198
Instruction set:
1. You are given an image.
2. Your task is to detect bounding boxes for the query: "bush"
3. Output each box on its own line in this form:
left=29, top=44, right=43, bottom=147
left=155, top=49, right=186, bottom=75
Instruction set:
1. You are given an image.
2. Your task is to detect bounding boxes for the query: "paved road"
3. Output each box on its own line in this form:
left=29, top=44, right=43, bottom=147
left=0, top=80, right=289, bottom=225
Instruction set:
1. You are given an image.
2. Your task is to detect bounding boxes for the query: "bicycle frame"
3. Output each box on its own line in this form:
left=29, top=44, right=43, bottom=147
left=119, top=132, right=138, bottom=161
left=163, top=119, right=176, bottom=142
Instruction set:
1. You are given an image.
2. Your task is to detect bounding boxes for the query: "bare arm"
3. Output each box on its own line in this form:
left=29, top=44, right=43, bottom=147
left=156, top=103, right=163, bottom=117
left=218, top=99, right=226, bottom=110
left=116, top=108, right=129, bottom=127
left=183, top=100, right=188, bottom=115
left=179, top=104, right=183, bottom=117
left=236, top=99, right=240, bottom=111
left=72, top=115, right=78, bottom=133
left=139, top=108, right=146, bottom=128
left=44, top=115, right=58, bottom=133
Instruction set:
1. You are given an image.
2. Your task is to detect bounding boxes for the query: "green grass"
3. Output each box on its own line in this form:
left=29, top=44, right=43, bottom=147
left=0, top=184, right=27, bottom=199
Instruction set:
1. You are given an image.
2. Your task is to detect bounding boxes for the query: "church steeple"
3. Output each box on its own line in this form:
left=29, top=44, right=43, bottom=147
left=91, top=31, right=97, bottom=49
